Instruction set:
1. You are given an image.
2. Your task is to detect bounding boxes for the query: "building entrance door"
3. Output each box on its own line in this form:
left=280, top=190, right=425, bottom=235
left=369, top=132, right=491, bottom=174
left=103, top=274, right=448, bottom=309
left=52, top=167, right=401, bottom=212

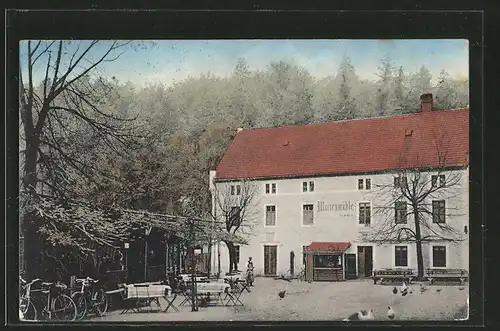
left=264, top=245, right=277, bottom=276
left=345, top=254, right=357, bottom=279
left=357, top=246, right=373, bottom=277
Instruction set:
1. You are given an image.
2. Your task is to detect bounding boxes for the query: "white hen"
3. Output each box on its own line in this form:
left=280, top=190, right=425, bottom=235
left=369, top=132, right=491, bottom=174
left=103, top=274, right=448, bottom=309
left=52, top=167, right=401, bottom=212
left=358, top=309, right=375, bottom=321
left=387, top=306, right=395, bottom=320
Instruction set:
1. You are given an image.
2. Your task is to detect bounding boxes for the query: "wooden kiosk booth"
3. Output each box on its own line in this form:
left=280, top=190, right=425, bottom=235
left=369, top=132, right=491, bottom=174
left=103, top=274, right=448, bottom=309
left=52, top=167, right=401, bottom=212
left=304, top=242, right=351, bottom=282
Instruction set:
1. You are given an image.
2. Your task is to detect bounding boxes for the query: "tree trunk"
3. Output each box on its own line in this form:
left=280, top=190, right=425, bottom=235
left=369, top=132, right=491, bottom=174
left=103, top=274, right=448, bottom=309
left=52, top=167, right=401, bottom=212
left=413, top=204, right=425, bottom=280
left=22, top=137, right=43, bottom=280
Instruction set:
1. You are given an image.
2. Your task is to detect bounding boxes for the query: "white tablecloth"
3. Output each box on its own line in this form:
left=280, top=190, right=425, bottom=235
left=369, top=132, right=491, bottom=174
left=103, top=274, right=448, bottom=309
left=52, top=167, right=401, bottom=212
left=179, top=274, right=208, bottom=282
left=125, top=284, right=171, bottom=299
left=196, top=282, right=230, bottom=294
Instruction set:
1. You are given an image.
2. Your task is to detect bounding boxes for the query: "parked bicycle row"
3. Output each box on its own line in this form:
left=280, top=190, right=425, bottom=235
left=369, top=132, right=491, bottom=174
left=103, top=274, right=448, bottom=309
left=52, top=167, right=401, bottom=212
left=19, top=276, right=108, bottom=322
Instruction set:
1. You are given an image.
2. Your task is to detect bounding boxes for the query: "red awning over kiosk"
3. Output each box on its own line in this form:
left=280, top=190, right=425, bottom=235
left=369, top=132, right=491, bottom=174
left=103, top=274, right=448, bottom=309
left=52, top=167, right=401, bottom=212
left=305, top=242, right=351, bottom=254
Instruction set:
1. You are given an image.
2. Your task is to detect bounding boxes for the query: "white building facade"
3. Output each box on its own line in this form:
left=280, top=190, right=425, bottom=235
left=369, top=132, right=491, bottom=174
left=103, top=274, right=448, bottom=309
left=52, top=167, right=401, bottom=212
left=209, top=169, right=469, bottom=278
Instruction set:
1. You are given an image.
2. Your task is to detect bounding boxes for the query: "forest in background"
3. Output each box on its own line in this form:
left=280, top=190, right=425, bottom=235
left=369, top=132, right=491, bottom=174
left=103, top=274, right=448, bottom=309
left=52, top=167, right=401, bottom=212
left=21, top=54, right=469, bottom=220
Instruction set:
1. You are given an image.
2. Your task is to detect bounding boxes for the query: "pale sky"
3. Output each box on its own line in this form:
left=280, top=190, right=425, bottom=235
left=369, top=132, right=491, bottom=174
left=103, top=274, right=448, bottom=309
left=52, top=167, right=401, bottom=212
left=20, top=39, right=469, bottom=87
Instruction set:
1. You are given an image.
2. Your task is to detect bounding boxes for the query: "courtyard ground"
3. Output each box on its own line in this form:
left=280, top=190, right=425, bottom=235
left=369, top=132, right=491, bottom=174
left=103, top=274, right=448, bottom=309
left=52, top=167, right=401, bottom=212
left=89, top=278, right=469, bottom=322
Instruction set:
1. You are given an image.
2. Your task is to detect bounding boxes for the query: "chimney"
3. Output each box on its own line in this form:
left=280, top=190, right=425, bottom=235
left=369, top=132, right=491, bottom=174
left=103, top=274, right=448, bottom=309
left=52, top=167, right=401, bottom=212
left=420, top=93, right=433, bottom=112
left=236, top=127, right=243, bottom=133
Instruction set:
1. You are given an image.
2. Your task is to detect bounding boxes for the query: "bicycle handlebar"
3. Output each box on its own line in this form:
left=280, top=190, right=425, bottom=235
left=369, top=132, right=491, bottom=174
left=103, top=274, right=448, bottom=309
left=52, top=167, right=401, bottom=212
left=21, top=278, right=42, bottom=287
left=76, top=277, right=98, bottom=284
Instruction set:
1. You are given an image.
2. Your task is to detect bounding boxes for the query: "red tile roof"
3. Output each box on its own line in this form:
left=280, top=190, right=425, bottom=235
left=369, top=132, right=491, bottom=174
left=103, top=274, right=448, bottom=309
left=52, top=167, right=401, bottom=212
left=306, top=242, right=351, bottom=252
left=215, top=109, right=469, bottom=180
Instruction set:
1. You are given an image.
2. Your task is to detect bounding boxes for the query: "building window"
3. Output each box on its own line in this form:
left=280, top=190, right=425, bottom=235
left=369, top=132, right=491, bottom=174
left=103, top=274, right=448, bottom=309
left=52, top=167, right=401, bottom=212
left=365, top=179, right=371, bottom=190
left=265, top=205, right=276, bottom=226
left=432, top=200, right=446, bottom=223
left=358, top=202, right=371, bottom=225
left=303, top=181, right=315, bottom=192
left=395, top=246, right=408, bottom=267
left=358, top=179, right=364, bottom=190
left=235, top=245, right=240, bottom=264
left=230, top=206, right=241, bottom=226
left=395, top=176, right=408, bottom=189
left=431, top=175, right=446, bottom=188
left=229, top=185, right=241, bottom=196
left=432, top=246, right=446, bottom=267
left=302, top=204, right=314, bottom=225
left=395, top=201, right=407, bottom=224
left=265, top=183, right=276, bottom=194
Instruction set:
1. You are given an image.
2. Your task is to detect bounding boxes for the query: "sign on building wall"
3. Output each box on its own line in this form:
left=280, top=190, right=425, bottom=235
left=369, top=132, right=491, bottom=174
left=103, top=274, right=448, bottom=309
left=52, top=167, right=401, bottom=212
left=316, top=201, right=356, bottom=217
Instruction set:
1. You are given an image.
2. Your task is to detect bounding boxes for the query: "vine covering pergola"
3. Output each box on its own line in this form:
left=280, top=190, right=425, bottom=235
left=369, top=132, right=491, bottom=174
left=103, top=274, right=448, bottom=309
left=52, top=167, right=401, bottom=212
left=20, top=194, right=247, bottom=274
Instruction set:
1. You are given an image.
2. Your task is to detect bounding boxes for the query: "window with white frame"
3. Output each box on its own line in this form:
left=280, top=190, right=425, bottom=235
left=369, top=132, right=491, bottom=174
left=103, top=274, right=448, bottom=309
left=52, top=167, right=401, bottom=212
left=432, top=200, right=446, bottom=223
left=394, top=176, right=408, bottom=189
left=432, top=246, right=446, bottom=267
left=431, top=174, right=446, bottom=188
left=265, top=183, right=277, bottom=194
left=395, top=201, right=407, bottom=224
left=358, top=202, right=371, bottom=225
left=231, top=185, right=241, bottom=196
left=265, top=205, right=276, bottom=226
left=395, top=246, right=408, bottom=267
left=302, top=204, right=314, bottom=225
left=358, top=178, right=371, bottom=190
left=302, top=181, right=315, bottom=192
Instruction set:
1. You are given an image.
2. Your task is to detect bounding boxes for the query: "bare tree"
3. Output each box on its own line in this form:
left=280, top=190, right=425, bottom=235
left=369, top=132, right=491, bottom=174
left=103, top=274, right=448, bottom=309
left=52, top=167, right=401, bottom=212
left=213, top=181, right=258, bottom=273
left=19, top=40, right=146, bottom=279
left=365, top=133, right=468, bottom=279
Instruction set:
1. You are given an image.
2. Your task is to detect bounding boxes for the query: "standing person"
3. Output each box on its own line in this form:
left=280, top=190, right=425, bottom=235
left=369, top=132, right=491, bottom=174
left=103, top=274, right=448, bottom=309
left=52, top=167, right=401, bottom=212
left=246, top=257, right=255, bottom=287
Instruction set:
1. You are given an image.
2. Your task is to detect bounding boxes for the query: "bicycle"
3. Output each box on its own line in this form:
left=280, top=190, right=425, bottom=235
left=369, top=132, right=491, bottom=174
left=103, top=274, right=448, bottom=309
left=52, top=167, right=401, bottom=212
left=19, top=277, right=39, bottom=321
left=70, top=277, right=108, bottom=320
left=20, top=277, right=77, bottom=321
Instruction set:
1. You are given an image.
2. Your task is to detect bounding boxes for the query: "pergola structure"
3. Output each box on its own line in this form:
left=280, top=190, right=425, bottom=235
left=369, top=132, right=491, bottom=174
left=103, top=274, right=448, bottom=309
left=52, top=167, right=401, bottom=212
left=23, top=194, right=246, bottom=285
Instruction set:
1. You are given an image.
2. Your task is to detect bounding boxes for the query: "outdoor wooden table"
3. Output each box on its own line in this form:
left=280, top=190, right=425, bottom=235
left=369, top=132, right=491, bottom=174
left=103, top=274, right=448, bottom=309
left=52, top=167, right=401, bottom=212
left=196, top=282, right=232, bottom=307
left=120, top=283, right=178, bottom=314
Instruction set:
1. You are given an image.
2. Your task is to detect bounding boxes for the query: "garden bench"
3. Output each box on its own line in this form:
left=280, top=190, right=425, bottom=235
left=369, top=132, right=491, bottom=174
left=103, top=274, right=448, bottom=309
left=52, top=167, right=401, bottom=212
left=425, top=268, right=468, bottom=285
left=372, top=268, right=416, bottom=285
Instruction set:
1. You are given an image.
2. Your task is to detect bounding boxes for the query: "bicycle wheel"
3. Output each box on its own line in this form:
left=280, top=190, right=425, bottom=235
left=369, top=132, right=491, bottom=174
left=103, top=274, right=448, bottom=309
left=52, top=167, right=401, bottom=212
left=19, top=297, right=38, bottom=321
left=51, top=294, right=77, bottom=321
left=93, top=289, right=108, bottom=316
left=71, top=292, right=87, bottom=320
